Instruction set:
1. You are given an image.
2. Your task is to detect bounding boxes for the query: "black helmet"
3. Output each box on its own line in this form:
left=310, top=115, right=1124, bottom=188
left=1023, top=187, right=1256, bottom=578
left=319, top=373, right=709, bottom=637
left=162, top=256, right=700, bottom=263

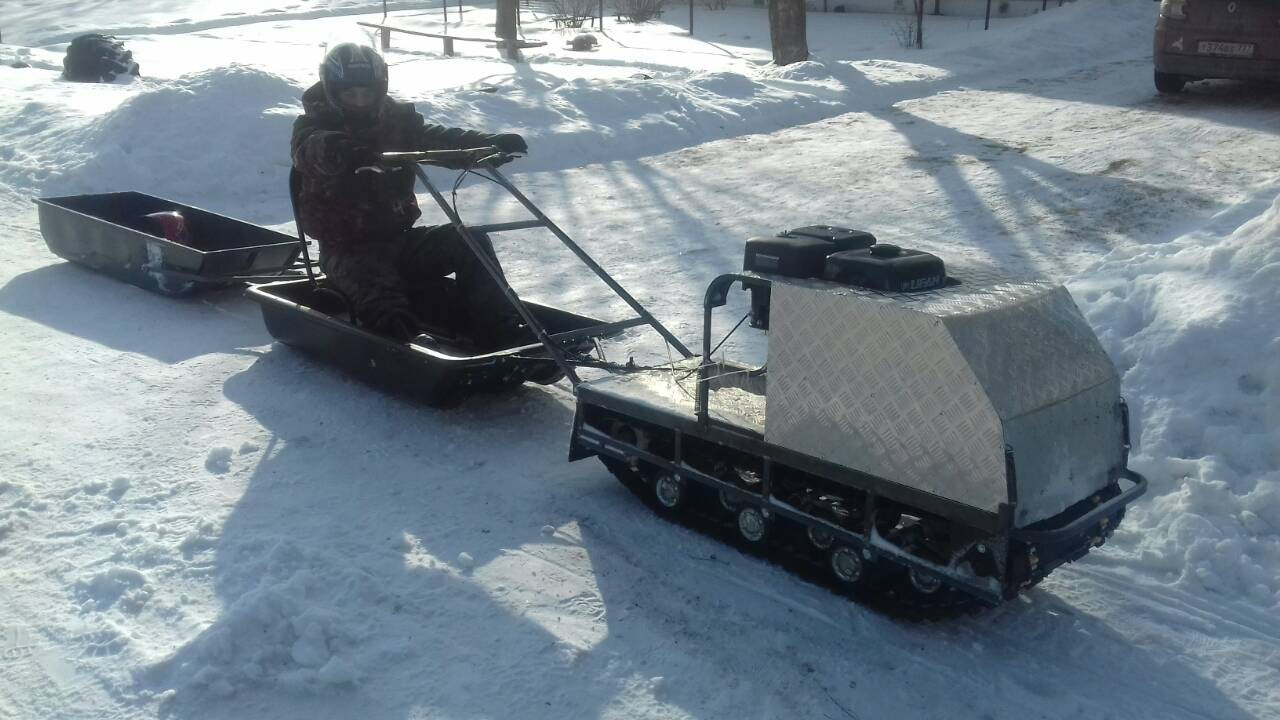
left=320, top=43, right=388, bottom=118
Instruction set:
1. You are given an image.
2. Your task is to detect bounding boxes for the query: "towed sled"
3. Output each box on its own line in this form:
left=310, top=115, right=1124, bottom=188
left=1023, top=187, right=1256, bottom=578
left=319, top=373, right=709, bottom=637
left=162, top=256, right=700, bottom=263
left=34, top=191, right=305, bottom=296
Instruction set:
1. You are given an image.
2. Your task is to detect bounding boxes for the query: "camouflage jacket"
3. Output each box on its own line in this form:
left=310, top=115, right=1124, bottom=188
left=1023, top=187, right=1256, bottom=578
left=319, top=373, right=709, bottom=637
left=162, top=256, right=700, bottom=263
left=291, top=82, right=498, bottom=247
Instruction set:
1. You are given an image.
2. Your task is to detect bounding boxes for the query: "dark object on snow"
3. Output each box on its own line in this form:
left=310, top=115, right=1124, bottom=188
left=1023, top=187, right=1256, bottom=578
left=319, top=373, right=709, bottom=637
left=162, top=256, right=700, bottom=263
left=824, top=244, right=948, bottom=293
left=34, top=192, right=302, bottom=296
left=10, top=61, right=31, bottom=69
left=568, top=33, right=599, bottom=51
left=62, top=34, right=140, bottom=83
left=630, top=72, right=654, bottom=80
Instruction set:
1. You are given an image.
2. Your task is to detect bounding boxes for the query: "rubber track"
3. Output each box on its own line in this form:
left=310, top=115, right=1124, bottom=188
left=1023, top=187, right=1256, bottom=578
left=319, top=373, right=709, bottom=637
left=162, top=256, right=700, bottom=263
left=601, top=458, right=987, bottom=622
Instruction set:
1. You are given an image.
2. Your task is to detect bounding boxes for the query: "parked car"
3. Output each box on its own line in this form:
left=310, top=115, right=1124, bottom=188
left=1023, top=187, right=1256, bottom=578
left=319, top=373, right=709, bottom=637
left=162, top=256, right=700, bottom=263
left=1153, top=0, right=1280, bottom=92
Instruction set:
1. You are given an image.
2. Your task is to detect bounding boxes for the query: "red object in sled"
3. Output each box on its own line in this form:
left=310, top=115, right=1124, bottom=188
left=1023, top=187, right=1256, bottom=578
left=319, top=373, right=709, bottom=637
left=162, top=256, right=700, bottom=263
left=144, top=210, right=192, bottom=245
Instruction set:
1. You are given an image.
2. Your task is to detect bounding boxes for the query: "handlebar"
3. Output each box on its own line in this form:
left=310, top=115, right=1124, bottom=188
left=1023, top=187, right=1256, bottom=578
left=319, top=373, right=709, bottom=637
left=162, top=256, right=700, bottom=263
left=382, top=147, right=520, bottom=167
left=353, top=147, right=521, bottom=177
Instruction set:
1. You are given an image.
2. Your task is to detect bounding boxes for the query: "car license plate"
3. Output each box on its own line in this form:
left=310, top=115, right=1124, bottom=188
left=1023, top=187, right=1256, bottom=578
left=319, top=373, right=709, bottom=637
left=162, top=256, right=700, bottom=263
left=1198, top=41, right=1255, bottom=57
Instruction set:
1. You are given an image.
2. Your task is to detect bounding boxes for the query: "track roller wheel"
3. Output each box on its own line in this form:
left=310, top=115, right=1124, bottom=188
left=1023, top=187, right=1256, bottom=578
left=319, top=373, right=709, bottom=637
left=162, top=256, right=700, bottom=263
left=909, top=566, right=943, bottom=595
left=736, top=506, right=771, bottom=544
left=807, top=526, right=835, bottom=551
left=653, top=472, right=687, bottom=512
left=829, top=545, right=865, bottom=584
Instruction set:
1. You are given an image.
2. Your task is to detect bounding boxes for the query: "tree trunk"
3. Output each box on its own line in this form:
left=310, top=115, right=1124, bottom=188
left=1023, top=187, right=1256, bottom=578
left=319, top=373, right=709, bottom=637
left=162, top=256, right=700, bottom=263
left=914, top=0, right=924, bottom=48
left=768, top=0, right=809, bottom=66
left=496, top=0, right=520, bottom=59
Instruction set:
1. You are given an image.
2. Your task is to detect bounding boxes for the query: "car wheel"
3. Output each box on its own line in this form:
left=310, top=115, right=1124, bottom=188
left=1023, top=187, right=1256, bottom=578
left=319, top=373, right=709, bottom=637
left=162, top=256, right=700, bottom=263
left=1154, top=69, right=1186, bottom=94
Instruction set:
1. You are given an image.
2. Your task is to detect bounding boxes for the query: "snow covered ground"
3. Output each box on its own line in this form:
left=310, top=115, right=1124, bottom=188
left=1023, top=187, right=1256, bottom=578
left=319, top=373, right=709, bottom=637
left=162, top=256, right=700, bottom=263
left=1, top=1, right=1278, bottom=718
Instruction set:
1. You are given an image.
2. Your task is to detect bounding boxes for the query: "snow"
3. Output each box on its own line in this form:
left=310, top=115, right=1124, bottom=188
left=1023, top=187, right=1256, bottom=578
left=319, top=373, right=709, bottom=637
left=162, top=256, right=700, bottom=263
left=1, top=0, right=1279, bottom=719
left=1076, top=182, right=1280, bottom=605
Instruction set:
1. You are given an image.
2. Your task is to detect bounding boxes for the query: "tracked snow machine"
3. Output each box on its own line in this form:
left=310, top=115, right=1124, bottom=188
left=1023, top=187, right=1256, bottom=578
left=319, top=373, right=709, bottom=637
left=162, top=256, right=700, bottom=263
left=35, top=150, right=1146, bottom=612
left=567, top=228, right=1148, bottom=611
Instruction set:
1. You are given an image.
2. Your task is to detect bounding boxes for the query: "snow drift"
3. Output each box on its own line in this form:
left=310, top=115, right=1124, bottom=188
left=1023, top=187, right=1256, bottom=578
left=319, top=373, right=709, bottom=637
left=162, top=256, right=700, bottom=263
left=1076, top=181, right=1280, bottom=606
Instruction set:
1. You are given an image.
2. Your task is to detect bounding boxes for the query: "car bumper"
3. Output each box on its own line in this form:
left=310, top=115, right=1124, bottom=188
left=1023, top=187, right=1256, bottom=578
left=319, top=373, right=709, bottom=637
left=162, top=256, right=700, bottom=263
left=1155, top=23, right=1280, bottom=81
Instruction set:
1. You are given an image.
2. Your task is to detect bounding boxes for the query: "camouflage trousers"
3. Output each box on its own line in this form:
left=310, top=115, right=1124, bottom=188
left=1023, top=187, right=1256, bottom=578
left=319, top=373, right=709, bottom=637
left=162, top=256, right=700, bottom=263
left=318, top=224, right=519, bottom=338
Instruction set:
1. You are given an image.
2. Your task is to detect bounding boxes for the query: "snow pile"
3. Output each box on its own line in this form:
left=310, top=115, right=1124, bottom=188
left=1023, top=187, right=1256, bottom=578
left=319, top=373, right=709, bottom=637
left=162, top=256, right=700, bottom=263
left=402, top=67, right=845, bottom=171
left=149, top=540, right=371, bottom=699
left=61, top=65, right=300, bottom=215
left=1076, top=181, right=1280, bottom=607
left=0, top=63, right=302, bottom=217
left=204, top=446, right=234, bottom=475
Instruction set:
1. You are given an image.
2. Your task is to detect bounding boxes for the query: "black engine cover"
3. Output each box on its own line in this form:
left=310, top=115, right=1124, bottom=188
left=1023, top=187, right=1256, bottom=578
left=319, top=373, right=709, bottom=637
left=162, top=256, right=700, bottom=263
left=783, top=225, right=876, bottom=251
left=743, top=235, right=835, bottom=278
left=824, top=244, right=947, bottom=292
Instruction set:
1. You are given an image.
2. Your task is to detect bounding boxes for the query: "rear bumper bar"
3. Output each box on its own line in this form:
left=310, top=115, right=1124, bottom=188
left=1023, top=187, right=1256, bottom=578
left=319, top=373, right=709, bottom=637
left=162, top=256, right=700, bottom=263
left=1011, top=469, right=1147, bottom=544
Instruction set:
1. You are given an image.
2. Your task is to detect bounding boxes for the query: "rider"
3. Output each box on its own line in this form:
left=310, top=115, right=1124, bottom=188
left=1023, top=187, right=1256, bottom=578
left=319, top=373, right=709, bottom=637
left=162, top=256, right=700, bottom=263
left=291, top=43, right=530, bottom=346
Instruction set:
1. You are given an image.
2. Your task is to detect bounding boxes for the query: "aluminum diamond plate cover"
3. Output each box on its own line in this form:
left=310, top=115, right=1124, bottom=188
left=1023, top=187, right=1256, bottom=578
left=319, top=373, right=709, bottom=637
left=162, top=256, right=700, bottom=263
left=764, top=283, right=1010, bottom=514
left=942, top=285, right=1117, bottom=420
left=939, top=284, right=1123, bottom=523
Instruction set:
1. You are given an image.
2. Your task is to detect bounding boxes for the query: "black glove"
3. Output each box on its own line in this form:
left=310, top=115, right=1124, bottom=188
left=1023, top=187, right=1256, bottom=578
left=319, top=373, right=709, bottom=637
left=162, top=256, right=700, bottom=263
left=320, top=133, right=376, bottom=173
left=488, top=133, right=528, bottom=156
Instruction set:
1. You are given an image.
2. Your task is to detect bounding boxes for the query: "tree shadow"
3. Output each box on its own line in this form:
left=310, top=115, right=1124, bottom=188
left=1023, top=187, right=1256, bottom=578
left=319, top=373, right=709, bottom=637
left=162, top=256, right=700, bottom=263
left=865, top=103, right=1219, bottom=277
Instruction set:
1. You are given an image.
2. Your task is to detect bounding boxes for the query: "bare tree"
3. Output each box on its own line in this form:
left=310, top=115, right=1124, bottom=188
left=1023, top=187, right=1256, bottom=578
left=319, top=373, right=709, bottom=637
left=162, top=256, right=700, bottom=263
left=615, top=0, right=666, bottom=22
left=891, top=0, right=926, bottom=49
left=768, top=0, right=809, bottom=65
left=913, top=0, right=924, bottom=48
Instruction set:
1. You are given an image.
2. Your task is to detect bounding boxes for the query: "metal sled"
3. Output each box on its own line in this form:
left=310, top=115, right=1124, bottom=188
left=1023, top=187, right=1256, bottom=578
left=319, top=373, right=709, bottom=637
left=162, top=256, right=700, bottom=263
left=34, top=191, right=306, bottom=296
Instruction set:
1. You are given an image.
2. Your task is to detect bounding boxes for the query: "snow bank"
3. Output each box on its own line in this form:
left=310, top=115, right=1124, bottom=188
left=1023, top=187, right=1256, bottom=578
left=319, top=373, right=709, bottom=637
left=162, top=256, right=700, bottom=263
left=0, top=63, right=302, bottom=218
left=61, top=65, right=300, bottom=216
left=1074, top=182, right=1280, bottom=607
